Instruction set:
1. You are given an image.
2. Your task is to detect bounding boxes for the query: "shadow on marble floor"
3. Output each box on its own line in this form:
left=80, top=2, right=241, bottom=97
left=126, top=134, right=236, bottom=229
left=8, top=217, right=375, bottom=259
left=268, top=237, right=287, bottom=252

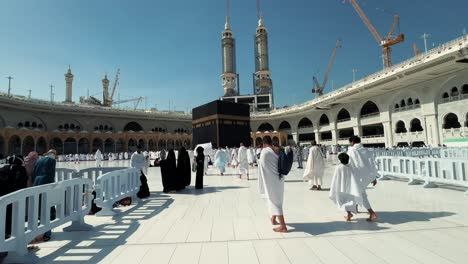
left=25, top=193, right=174, bottom=264
left=288, top=211, right=455, bottom=236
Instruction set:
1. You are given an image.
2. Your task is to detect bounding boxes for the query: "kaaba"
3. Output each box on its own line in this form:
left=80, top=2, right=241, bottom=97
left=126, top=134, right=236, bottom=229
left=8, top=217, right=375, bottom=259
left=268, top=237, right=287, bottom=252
left=192, top=100, right=251, bottom=148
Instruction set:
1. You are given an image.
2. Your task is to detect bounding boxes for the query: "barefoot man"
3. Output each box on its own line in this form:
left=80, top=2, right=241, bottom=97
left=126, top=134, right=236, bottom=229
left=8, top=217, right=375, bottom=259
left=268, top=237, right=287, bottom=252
left=347, top=136, right=378, bottom=221
left=303, top=140, right=325, bottom=190
left=258, top=136, right=287, bottom=232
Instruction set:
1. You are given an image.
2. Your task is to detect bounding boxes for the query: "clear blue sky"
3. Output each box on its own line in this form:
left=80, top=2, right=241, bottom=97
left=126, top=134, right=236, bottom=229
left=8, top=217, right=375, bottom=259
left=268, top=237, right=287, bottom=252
left=1, top=0, right=467, bottom=111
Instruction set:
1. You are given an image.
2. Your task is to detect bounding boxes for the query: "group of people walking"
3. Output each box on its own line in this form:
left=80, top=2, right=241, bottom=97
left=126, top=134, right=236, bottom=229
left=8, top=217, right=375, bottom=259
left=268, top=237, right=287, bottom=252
left=257, top=135, right=379, bottom=233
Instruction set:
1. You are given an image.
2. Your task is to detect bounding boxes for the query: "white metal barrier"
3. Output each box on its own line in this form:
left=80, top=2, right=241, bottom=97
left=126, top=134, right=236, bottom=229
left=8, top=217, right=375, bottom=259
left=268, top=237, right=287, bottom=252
left=76, top=167, right=128, bottom=184
left=94, top=168, right=141, bottom=216
left=376, top=156, right=468, bottom=196
left=0, top=178, right=93, bottom=256
left=55, top=168, right=77, bottom=182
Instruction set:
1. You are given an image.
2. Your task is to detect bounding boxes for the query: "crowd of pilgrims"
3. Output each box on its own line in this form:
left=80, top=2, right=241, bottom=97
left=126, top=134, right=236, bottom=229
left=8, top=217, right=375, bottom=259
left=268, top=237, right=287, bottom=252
left=0, top=134, right=381, bottom=258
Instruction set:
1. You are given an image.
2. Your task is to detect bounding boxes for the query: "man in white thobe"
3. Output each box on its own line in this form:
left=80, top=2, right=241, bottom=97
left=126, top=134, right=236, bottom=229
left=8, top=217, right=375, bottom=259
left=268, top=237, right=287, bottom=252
left=95, top=149, right=102, bottom=167
left=303, top=140, right=325, bottom=190
left=347, top=136, right=378, bottom=221
left=329, top=152, right=364, bottom=221
left=214, top=148, right=228, bottom=175
left=231, top=147, right=238, bottom=168
left=237, top=143, right=249, bottom=180
left=258, top=136, right=287, bottom=233
left=131, top=146, right=147, bottom=174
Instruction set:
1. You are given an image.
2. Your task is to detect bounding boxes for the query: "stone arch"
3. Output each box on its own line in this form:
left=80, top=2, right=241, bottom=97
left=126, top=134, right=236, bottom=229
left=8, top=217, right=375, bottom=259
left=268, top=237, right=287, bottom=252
left=297, top=118, right=313, bottom=129
left=278, top=121, right=291, bottom=131
left=128, top=138, right=137, bottom=152
left=123, top=122, right=143, bottom=132
left=450, top=87, right=459, bottom=96
left=0, top=114, right=6, bottom=129
left=410, top=118, right=423, bottom=132
left=394, top=103, right=400, bottom=109
left=36, top=137, right=47, bottom=155
left=442, top=92, right=449, bottom=99
left=22, top=136, right=35, bottom=155
left=337, top=108, right=351, bottom=122
left=104, top=138, right=114, bottom=153
left=158, top=139, right=165, bottom=150
left=360, top=101, right=380, bottom=117
left=319, top=114, right=330, bottom=126
left=395, top=120, right=407, bottom=133
left=92, top=138, right=103, bottom=153
left=257, top=122, right=274, bottom=132
left=149, top=139, right=156, bottom=151
left=414, top=98, right=420, bottom=105
left=78, top=138, right=90, bottom=154
left=400, top=99, right=406, bottom=107
left=0, top=135, right=5, bottom=156
left=407, top=98, right=413, bottom=106
left=64, top=137, right=77, bottom=154
left=50, top=137, right=63, bottom=154
left=8, top=135, right=21, bottom=155
left=462, top=84, right=468, bottom=94
left=138, top=139, right=145, bottom=149
left=443, top=113, right=461, bottom=129
left=115, top=138, right=124, bottom=152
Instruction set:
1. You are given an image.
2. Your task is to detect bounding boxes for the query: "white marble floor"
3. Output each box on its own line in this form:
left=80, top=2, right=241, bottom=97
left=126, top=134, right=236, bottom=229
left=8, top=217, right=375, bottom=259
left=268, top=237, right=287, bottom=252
left=12, top=159, right=468, bottom=263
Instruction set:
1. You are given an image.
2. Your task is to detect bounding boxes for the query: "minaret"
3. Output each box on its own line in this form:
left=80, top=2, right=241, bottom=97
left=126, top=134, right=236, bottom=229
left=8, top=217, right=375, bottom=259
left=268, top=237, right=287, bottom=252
left=221, top=0, right=238, bottom=97
left=102, top=73, right=110, bottom=106
left=64, top=65, right=74, bottom=103
left=254, top=0, right=272, bottom=95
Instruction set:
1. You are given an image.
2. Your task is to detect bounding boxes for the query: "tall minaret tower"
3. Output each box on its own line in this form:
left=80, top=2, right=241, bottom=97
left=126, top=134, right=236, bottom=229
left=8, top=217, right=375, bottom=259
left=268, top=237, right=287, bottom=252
left=102, top=73, right=110, bottom=105
left=254, top=0, right=272, bottom=95
left=64, top=65, right=74, bottom=103
left=221, top=0, right=238, bottom=97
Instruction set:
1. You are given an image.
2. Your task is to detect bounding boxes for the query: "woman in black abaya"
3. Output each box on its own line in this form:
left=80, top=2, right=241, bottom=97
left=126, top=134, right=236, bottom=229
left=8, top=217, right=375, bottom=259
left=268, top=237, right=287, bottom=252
left=160, top=149, right=177, bottom=193
left=195, top=147, right=205, bottom=189
left=176, top=147, right=191, bottom=189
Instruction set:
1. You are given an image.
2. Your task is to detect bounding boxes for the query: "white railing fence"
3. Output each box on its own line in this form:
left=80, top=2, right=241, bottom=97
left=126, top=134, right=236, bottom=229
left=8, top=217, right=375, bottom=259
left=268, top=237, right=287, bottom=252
left=55, top=168, right=77, bottom=182
left=376, top=156, right=468, bottom=196
left=0, top=178, right=93, bottom=256
left=370, top=148, right=441, bottom=158
left=439, top=148, right=468, bottom=159
left=76, top=167, right=128, bottom=184
left=94, top=168, right=141, bottom=216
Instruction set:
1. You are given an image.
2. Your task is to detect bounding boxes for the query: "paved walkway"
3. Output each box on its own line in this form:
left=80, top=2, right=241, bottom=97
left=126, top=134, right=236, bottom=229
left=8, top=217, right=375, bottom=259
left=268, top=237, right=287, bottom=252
left=18, top=160, right=468, bottom=263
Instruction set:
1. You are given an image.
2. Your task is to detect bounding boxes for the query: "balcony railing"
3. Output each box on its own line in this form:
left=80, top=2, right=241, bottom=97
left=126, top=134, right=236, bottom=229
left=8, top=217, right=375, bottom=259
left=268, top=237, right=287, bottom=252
left=360, top=112, right=380, bottom=119
left=362, top=134, right=385, bottom=139
left=337, top=118, right=351, bottom=123
left=394, top=104, right=421, bottom=113
left=440, top=94, right=468, bottom=104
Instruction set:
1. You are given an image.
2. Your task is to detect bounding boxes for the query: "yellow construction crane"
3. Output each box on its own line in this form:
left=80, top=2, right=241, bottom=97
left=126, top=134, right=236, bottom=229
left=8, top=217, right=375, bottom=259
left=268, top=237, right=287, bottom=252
left=312, top=39, right=341, bottom=96
left=343, top=0, right=404, bottom=68
left=103, top=69, right=120, bottom=107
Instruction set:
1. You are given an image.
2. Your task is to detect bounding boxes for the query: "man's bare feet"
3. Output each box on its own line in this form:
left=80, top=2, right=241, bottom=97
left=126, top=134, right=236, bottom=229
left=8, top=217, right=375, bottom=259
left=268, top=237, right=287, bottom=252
left=271, top=216, right=278, bottom=225
left=311, top=185, right=317, bottom=189
left=247, top=175, right=250, bottom=181
left=273, top=226, right=288, bottom=233
left=316, top=185, right=322, bottom=191
left=366, top=212, right=378, bottom=222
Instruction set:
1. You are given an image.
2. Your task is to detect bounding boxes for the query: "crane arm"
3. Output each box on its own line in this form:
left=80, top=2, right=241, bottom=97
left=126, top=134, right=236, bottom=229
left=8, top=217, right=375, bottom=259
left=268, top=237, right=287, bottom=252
left=322, top=39, right=341, bottom=88
left=113, top=97, right=142, bottom=105
left=312, top=76, right=321, bottom=89
left=386, top=15, right=399, bottom=40
left=346, top=0, right=383, bottom=43
left=109, top=68, right=120, bottom=102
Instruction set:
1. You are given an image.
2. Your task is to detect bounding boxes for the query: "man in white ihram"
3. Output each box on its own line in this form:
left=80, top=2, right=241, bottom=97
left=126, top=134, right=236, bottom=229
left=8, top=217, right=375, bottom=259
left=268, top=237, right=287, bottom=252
left=237, top=143, right=249, bottom=180
left=303, top=140, right=325, bottom=190
left=95, top=149, right=102, bottom=167
left=258, top=136, right=287, bottom=233
left=347, top=135, right=378, bottom=221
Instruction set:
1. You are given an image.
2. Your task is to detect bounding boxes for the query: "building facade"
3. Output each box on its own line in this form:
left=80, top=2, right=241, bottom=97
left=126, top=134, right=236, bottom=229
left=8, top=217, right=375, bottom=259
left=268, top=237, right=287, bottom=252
left=0, top=95, right=192, bottom=156
left=251, top=35, right=468, bottom=147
